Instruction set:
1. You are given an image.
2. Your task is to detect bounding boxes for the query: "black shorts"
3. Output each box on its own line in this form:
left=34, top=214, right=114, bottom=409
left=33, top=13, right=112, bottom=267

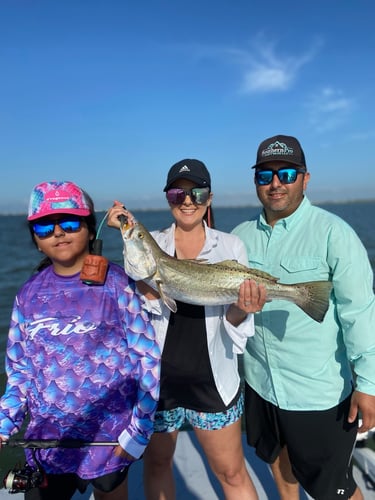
left=24, top=466, right=129, bottom=500
left=244, top=382, right=358, bottom=500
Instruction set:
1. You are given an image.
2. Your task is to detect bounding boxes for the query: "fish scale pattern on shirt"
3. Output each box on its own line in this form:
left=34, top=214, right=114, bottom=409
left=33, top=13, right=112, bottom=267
left=0, top=263, right=160, bottom=479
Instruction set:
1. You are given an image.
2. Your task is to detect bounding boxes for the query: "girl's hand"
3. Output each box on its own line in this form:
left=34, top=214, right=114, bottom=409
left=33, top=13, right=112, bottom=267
left=107, top=201, right=134, bottom=230
left=114, top=444, right=137, bottom=462
left=0, top=435, right=8, bottom=450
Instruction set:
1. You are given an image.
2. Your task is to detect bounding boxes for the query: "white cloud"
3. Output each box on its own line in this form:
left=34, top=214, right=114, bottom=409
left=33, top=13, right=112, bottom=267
left=306, top=87, right=354, bottom=132
left=238, top=35, right=322, bottom=94
left=243, top=66, right=293, bottom=92
left=348, top=130, right=375, bottom=141
left=175, top=34, right=322, bottom=94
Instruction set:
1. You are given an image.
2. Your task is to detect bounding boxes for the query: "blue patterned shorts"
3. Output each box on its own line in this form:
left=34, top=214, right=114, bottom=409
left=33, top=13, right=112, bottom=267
left=153, top=392, right=244, bottom=432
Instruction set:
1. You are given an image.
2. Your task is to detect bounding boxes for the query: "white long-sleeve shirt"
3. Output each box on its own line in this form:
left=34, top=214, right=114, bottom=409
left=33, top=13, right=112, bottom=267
left=141, top=222, right=255, bottom=406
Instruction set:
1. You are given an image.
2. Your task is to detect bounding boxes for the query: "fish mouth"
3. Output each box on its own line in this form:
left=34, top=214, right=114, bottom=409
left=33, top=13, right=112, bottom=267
left=119, top=217, right=136, bottom=239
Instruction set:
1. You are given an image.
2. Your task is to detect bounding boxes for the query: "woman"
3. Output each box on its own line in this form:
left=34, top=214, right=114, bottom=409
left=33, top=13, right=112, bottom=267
left=108, top=159, right=266, bottom=499
left=0, top=181, right=160, bottom=500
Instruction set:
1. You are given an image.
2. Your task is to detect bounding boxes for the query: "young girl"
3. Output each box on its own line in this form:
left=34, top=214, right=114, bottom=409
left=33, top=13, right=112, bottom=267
left=108, top=159, right=266, bottom=500
left=0, top=181, right=160, bottom=500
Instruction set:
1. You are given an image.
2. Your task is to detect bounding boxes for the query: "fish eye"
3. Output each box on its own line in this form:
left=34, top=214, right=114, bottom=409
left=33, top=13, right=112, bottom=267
left=138, top=232, right=144, bottom=239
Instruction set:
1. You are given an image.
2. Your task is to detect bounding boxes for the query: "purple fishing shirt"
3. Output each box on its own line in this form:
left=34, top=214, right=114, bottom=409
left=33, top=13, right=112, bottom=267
left=0, top=262, right=160, bottom=479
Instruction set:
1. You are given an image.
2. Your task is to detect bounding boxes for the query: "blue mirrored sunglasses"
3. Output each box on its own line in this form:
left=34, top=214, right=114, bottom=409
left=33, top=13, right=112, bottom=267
left=255, top=167, right=306, bottom=186
left=32, top=217, right=83, bottom=239
left=166, top=187, right=210, bottom=205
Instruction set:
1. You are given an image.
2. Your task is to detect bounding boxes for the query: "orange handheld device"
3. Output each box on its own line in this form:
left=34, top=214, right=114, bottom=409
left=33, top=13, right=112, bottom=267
left=80, top=239, right=109, bottom=285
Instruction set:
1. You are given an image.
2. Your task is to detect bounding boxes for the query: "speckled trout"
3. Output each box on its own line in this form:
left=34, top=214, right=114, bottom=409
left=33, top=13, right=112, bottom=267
left=120, top=220, right=332, bottom=323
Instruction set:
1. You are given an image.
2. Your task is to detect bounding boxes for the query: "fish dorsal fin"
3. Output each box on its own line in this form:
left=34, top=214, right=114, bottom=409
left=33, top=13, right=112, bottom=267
left=247, top=268, right=279, bottom=283
left=213, top=260, right=280, bottom=283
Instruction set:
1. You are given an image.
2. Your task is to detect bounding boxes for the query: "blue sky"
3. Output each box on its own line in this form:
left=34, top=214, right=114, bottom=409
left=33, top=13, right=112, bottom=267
left=0, top=0, right=374, bottom=213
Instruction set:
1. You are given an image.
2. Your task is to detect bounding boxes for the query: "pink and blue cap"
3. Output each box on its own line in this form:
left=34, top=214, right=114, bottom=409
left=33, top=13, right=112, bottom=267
left=27, top=181, right=91, bottom=221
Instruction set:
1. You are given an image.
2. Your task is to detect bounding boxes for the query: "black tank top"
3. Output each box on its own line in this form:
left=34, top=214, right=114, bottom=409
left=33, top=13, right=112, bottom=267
left=157, top=300, right=239, bottom=412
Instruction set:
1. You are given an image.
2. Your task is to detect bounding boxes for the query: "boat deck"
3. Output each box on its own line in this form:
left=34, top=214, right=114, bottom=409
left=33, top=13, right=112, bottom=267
left=87, top=431, right=375, bottom=499
left=0, top=431, right=373, bottom=499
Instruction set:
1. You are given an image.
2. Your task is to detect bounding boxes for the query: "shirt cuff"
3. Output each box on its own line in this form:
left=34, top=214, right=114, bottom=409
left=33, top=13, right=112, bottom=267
left=117, top=429, right=147, bottom=459
left=223, top=311, right=255, bottom=354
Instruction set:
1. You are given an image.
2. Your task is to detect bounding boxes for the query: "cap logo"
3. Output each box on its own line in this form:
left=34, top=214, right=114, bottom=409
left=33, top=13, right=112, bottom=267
left=262, top=140, right=294, bottom=159
left=45, top=189, right=69, bottom=202
left=178, top=165, right=191, bottom=173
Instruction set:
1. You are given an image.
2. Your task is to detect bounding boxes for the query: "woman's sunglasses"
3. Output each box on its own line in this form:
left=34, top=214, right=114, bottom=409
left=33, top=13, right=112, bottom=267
left=166, top=187, right=210, bottom=205
left=255, top=167, right=306, bottom=186
left=32, top=217, right=83, bottom=239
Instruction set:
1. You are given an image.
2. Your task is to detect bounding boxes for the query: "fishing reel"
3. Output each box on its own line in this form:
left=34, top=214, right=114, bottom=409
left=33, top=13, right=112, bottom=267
left=3, top=447, right=47, bottom=494
left=3, top=462, right=46, bottom=494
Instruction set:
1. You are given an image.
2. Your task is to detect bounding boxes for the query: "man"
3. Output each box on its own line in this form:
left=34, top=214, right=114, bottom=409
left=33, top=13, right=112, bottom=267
left=232, top=134, right=375, bottom=500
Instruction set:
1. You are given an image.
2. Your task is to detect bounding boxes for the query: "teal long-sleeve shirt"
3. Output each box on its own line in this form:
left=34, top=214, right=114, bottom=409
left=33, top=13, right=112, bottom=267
left=232, top=196, right=375, bottom=410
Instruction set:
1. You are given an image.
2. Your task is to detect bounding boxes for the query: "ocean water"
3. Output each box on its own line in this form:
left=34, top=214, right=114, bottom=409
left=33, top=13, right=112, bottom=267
left=0, top=201, right=374, bottom=485
left=0, top=201, right=374, bottom=366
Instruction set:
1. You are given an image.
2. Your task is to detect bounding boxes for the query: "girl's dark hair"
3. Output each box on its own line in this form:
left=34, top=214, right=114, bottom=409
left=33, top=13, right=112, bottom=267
left=29, top=190, right=97, bottom=272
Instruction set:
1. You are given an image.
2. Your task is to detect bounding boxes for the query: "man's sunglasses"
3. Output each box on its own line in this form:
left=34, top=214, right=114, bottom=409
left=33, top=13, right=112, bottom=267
left=255, top=168, right=306, bottom=186
left=32, top=217, right=83, bottom=239
left=166, top=187, right=210, bottom=205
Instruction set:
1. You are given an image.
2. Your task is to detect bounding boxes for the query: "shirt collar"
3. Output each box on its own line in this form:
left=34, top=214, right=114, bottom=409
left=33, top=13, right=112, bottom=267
left=259, top=196, right=311, bottom=231
left=163, top=221, right=218, bottom=257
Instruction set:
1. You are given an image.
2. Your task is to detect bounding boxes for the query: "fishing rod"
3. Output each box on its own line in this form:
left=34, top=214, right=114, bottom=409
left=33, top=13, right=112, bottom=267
left=3, top=438, right=118, bottom=449
left=2, top=440, right=120, bottom=494
left=2, top=439, right=119, bottom=493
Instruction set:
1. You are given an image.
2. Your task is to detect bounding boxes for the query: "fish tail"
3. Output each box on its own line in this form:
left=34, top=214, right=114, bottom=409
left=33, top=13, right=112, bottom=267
left=294, top=281, right=332, bottom=323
